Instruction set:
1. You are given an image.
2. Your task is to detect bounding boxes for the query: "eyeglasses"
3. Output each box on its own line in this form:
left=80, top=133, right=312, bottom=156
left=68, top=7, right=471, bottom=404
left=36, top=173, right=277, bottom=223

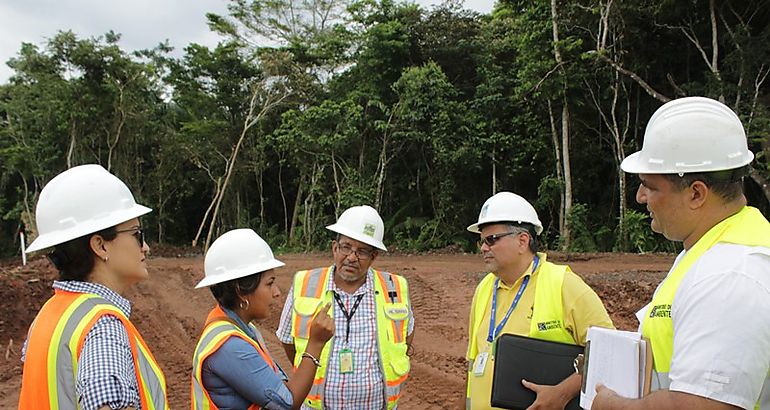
left=336, top=243, right=375, bottom=260
left=115, top=228, right=145, bottom=247
left=478, top=231, right=520, bottom=248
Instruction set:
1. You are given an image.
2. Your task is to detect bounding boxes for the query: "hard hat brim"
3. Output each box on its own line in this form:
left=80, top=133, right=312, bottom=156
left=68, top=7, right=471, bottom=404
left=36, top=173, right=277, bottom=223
left=326, top=224, right=387, bottom=251
left=466, top=222, right=483, bottom=234
left=195, top=258, right=286, bottom=288
left=620, top=150, right=754, bottom=174
left=619, top=151, right=647, bottom=174
left=26, top=204, right=153, bottom=253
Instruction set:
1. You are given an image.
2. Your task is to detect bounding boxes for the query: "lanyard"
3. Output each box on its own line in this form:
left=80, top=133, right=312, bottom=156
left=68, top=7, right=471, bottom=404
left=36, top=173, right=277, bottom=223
left=332, top=291, right=364, bottom=344
left=487, top=255, right=539, bottom=343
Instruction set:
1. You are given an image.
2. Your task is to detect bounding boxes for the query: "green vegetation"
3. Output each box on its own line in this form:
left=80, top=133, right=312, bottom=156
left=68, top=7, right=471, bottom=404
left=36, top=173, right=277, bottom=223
left=2, top=0, right=769, bottom=255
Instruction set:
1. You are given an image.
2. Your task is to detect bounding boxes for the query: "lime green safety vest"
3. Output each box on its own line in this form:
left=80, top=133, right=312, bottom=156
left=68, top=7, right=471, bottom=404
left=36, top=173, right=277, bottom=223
left=641, top=206, right=770, bottom=409
left=290, top=267, right=411, bottom=409
left=466, top=253, right=578, bottom=403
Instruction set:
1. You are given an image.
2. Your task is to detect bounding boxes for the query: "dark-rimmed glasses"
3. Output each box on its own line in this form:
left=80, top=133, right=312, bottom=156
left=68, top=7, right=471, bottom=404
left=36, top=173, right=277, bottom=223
left=478, top=231, right=520, bottom=248
left=116, top=228, right=145, bottom=247
left=336, top=243, right=375, bottom=260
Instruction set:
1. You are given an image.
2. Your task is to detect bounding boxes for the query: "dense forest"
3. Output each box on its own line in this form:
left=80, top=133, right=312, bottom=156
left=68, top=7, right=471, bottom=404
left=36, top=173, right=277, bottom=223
left=1, top=0, right=769, bottom=257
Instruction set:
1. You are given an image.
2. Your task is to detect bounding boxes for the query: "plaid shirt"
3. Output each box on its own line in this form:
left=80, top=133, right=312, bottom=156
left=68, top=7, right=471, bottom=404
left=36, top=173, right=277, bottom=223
left=22, top=281, right=141, bottom=410
left=277, top=267, right=414, bottom=410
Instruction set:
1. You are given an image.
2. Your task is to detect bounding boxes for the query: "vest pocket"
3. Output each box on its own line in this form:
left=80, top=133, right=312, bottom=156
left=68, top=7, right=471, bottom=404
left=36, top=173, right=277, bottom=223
left=293, top=297, right=322, bottom=339
left=386, top=343, right=411, bottom=376
left=383, top=303, right=409, bottom=321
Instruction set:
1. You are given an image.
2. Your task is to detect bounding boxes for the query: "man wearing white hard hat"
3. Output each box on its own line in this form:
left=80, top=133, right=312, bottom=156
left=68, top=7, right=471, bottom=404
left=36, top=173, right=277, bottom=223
left=191, top=229, right=334, bottom=409
left=18, top=165, right=168, bottom=409
left=592, top=98, right=770, bottom=410
left=465, top=192, right=613, bottom=410
left=276, top=205, right=414, bottom=409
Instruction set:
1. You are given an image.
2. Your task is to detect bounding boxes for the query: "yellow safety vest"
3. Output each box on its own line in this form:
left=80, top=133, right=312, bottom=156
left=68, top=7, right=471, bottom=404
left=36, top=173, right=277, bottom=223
left=641, top=206, right=770, bottom=408
left=191, top=306, right=277, bottom=410
left=466, top=253, right=577, bottom=402
left=290, top=266, right=411, bottom=409
left=19, top=290, right=168, bottom=410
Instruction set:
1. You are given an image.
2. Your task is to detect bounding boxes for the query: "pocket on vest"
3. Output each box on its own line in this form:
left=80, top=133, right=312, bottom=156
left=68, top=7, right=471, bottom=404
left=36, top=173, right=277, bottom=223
left=385, top=343, right=411, bottom=376
left=383, top=303, right=409, bottom=321
left=292, top=297, right=322, bottom=338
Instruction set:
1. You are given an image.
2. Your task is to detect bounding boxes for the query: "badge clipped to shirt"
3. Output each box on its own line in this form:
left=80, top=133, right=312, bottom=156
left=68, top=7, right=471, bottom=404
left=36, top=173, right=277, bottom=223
left=339, top=348, right=354, bottom=374
left=472, top=351, right=489, bottom=376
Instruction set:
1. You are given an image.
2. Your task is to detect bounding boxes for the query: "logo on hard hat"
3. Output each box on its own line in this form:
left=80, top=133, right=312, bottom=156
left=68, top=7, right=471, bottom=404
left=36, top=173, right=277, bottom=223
left=363, top=223, right=376, bottom=237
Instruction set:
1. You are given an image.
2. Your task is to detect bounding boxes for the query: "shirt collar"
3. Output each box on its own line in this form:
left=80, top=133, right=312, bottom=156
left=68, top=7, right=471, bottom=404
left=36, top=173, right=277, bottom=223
left=220, top=306, right=258, bottom=339
left=53, top=280, right=132, bottom=317
left=496, top=253, right=544, bottom=290
left=327, top=265, right=373, bottom=296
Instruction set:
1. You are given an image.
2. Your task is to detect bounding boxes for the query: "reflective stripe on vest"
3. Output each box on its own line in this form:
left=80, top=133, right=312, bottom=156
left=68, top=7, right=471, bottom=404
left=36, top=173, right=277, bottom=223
left=191, top=306, right=275, bottom=410
left=466, top=253, right=577, bottom=401
left=19, top=290, right=168, bottom=410
left=290, top=267, right=411, bottom=410
left=641, top=206, right=770, bottom=407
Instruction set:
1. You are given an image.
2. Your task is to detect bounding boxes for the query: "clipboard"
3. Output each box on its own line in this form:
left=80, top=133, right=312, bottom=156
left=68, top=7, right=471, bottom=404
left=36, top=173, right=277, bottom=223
left=491, top=333, right=584, bottom=410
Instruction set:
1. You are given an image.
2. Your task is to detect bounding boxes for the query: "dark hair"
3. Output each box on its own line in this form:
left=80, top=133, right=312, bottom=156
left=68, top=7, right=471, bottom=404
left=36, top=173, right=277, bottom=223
left=478, top=222, right=539, bottom=253
left=662, top=166, right=748, bottom=202
left=47, top=226, right=118, bottom=281
left=209, top=272, right=263, bottom=310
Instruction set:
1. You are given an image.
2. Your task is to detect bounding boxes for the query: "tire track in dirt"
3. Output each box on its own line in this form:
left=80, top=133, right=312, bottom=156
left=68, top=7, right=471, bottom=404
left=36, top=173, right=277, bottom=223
left=400, top=266, right=474, bottom=408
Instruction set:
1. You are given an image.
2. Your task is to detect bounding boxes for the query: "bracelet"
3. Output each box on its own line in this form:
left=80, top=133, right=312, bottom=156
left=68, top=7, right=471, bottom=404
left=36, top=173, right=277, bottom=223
left=301, top=352, right=321, bottom=367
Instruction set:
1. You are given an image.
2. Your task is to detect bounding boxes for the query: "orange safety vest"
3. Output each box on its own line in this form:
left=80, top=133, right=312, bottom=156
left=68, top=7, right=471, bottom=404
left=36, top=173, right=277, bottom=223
left=18, top=290, right=168, bottom=410
left=191, top=305, right=280, bottom=410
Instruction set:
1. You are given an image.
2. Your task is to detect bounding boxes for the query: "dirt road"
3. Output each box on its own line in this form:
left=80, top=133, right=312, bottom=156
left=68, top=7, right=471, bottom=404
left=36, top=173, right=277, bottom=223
left=0, top=251, right=673, bottom=408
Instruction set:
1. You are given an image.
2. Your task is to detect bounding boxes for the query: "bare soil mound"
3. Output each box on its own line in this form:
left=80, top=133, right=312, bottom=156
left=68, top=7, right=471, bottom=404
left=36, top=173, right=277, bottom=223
left=0, top=251, right=672, bottom=408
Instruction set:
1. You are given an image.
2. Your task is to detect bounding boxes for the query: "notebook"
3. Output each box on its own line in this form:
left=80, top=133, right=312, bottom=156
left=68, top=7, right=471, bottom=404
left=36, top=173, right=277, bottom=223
left=579, top=327, right=653, bottom=409
left=491, top=333, right=584, bottom=410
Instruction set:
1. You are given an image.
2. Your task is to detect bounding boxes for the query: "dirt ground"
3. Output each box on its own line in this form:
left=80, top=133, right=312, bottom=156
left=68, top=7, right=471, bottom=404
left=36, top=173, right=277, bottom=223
left=0, top=251, right=673, bottom=408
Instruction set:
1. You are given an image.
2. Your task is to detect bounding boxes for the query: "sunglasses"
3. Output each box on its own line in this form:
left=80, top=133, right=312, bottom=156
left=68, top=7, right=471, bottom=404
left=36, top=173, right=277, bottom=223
left=115, top=228, right=145, bottom=247
left=478, top=231, right=521, bottom=248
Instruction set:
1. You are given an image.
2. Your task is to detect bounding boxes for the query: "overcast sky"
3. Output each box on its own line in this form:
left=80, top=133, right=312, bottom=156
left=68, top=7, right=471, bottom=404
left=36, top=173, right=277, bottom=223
left=0, top=0, right=494, bottom=84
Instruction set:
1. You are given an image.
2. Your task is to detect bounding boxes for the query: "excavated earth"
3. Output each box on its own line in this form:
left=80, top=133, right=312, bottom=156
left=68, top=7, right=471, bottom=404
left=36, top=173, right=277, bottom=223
left=0, top=250, right=672, bottom=408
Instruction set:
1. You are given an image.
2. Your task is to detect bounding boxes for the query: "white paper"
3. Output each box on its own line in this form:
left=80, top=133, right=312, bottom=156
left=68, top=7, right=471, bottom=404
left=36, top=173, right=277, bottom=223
left=580, top=327, right=644, bottom=409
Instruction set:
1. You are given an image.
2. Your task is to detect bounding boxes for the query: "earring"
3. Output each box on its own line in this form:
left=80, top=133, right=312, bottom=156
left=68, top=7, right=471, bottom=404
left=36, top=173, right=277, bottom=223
left=103, top=256, right=109, bottom=263
left=239, top=299, right=250, bottom=310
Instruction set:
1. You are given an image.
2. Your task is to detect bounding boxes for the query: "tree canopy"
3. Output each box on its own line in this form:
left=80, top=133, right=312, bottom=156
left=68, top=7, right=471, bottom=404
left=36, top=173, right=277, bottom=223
left=2, top=0, right=769, bottom=256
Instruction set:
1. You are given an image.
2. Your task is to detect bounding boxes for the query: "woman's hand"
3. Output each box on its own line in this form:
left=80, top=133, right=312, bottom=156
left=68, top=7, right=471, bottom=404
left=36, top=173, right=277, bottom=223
left=309, top=303, right=334, bottom=344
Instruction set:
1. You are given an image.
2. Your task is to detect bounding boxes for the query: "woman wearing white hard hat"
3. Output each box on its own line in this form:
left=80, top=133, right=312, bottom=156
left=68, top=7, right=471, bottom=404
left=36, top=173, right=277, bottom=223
left=191, top=229, right=334, bottom=410
left=18, top=164, right=168, bottom=409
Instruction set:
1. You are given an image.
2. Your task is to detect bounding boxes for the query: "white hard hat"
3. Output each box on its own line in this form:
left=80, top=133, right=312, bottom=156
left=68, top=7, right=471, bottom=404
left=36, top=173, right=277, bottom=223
left=326, top=205, right=387, bottom=251
left=621, top=96, right=754, bottom=174
left=196, top=229, right=285, bottom=288
left=467, top=191, right=543, bottom=235
left=26, top=164, right=152, bottom=253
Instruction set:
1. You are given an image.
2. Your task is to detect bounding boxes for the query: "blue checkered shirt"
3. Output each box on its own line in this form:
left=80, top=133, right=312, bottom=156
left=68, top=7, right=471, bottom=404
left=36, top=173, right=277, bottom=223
left=276, top=267, right=414, bottom=410
left=22, top=281, right=141, bottom=410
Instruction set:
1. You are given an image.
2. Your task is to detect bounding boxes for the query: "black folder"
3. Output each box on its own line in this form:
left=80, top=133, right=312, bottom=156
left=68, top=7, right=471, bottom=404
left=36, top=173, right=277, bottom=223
left=491, top=333, right=584, bottom=410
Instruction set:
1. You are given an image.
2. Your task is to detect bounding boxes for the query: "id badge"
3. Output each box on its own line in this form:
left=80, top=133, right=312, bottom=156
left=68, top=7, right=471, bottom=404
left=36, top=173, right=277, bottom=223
left=339, top=348, right=354, bottom=374
left=472, top=352, right=489, bottom=376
